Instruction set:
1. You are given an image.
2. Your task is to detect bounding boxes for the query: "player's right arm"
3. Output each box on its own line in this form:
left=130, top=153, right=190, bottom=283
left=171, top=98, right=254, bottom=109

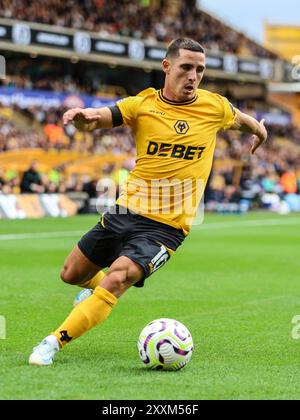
left=62, top=106, right=119, bottom=131
left=63, top=95, right=142, bottom=131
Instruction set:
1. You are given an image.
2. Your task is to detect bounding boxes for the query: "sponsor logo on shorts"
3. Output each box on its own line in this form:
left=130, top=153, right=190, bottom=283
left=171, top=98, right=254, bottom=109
left=149, top=245, right=169, bottom=273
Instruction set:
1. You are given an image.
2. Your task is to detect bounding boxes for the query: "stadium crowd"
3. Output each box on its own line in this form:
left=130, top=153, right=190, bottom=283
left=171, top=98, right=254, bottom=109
left=207, top=127, right=300, bottom=213
left=0, top=106, right=135, bottom=154
left=1, top=58, right=96, bottom=94
left=0, top=0, right=276, bottom=58
left=1, top=101, right=299, bottom=213
left=1, top=57, right=131, bottom=97
left=2, top=73, right=86, bottom=95
left=0, top=0, right=297, bottom=212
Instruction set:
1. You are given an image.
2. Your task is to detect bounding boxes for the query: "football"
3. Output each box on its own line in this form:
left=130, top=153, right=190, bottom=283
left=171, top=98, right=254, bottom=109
left=137, top=318, right=193, bottom=371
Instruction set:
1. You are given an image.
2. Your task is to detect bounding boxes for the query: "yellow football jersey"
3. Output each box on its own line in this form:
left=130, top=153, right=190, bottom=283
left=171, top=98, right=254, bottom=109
left=116, top=88, right=236, bottom=235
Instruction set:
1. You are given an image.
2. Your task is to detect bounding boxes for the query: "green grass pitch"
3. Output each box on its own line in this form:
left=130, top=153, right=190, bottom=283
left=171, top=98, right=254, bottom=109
left=0, top=212, right=300, bottom=400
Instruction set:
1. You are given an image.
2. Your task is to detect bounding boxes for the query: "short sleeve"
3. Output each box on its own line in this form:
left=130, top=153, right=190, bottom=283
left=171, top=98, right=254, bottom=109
left=215, top=94, right=237, bottom=130
left=221, top=97, right=237, bottom=130
left=116, top=96, right=141, bottom=128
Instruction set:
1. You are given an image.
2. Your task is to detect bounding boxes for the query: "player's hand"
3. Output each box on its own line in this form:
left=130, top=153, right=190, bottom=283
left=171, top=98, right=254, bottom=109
left=63, top=108, right=101, bottom=130
left=251, top=119, right=267, bottom=155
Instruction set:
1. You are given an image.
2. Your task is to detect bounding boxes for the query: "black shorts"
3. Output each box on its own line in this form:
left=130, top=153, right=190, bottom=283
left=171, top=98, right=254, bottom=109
left=78, top=206, right=185, bottom=287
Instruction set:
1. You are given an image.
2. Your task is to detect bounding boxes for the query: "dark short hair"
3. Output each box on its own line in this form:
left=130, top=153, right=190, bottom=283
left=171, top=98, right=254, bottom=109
left=166, top=38, right=205, bottom=59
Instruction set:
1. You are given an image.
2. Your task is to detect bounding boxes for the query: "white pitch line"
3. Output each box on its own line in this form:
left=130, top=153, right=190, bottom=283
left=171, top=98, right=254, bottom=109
left=0, top=217, right=299, bottom=241
left=195, top=217, right=300, bottom=230
left=0, top=231, right=84, bottom=241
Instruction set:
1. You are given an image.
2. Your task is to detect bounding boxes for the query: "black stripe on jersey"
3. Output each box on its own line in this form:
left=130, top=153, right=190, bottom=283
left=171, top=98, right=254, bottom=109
left=158, top=90, right=198, bottom=106
left=228, top=101, right=237, bottom=116
left=109, top=105, right=124, bottom=127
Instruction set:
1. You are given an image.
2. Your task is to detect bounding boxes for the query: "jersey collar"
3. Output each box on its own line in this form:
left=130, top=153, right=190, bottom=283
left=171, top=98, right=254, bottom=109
left=158, top=89, right=198, bottom=106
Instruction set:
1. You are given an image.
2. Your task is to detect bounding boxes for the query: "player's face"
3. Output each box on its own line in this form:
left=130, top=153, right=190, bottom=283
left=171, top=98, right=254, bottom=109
left=163, top=49, right=206, bottom=102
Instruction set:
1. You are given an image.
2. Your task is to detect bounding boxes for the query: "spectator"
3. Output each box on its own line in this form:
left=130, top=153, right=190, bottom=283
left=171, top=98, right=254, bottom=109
left=280, top=169, right=298, bottom=194
left=0, top=166, right=8, bottom=193
left=20, top=161, right=45, bottom=193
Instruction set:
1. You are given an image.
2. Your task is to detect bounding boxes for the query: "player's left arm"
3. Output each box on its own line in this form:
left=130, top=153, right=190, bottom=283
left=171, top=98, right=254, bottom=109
left=230, top=109, right=268, bottom=155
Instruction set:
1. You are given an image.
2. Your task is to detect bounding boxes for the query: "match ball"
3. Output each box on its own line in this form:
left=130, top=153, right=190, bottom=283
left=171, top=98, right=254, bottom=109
left=137, top=318, right=193, bottom=371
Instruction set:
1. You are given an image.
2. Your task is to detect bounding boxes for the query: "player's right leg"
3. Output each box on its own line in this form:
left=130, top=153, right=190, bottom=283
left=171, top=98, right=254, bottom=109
left=61, top=245, right=107, bottom=307
left=29, top=221, right=121, bottom=366
left=29, top=245, right=104, bottom=366
left=29, top=255, right=143, bottom=366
